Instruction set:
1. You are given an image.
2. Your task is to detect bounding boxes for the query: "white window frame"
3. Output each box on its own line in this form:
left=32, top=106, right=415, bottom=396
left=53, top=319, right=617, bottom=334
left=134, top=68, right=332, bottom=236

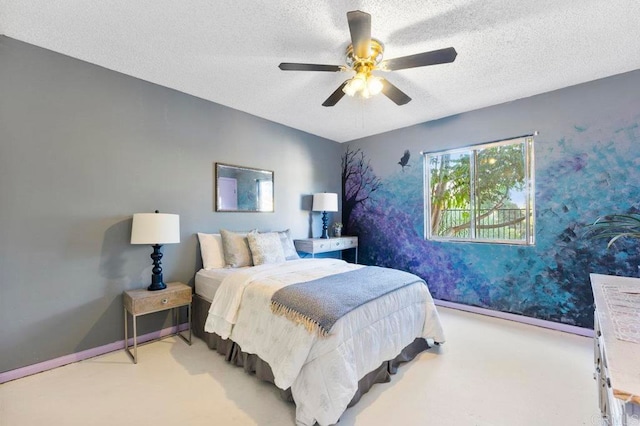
left=423, top=135, right=535, bottom=245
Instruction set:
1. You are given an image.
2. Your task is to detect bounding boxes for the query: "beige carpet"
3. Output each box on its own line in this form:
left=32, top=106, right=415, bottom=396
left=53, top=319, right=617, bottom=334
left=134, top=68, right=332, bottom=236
left=0, top=307, right=602, bottom=425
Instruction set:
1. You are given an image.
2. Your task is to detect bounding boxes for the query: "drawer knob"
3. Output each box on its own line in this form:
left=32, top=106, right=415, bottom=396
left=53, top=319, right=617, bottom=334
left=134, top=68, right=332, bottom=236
left=161, top=298, right=168, bottom=304
left=335, top=242, right=341, bottom=246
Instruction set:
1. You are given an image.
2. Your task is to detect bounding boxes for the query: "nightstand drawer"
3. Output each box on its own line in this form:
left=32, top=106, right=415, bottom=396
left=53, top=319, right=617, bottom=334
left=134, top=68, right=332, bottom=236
left=124, top=283, right=192, bottom=315
left=295, top=239, right=335, bottom=254
left=133, top=291, right=190, bottom=314
left=330, top=239, right=345, bottom=250
left=334, top=237, right=357, bottom=249
left=294, top=237, right=358, bottom=263
left=311, top=240, right=332, bottom=253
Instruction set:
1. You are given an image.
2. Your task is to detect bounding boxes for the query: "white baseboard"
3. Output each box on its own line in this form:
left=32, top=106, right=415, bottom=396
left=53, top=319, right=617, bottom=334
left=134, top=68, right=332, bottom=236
left=434, top=299, right=594, bottom=337
left=2, top=302, right=593, bottom=384
left=0, top=323, right=189, bottom=384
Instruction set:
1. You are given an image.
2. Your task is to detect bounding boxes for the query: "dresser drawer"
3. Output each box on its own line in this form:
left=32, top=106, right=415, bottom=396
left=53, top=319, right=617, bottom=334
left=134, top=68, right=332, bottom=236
left=590, top=274, right=640, bottom=422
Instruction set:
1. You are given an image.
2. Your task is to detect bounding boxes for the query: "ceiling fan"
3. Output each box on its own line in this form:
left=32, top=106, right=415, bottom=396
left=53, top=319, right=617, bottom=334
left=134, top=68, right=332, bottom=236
left=278, top=10, right=457, bottom=107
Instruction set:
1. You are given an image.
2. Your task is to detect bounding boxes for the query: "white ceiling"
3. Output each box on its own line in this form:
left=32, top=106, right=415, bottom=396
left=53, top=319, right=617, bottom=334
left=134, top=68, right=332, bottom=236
left=2, top=1, right=640, bottom=143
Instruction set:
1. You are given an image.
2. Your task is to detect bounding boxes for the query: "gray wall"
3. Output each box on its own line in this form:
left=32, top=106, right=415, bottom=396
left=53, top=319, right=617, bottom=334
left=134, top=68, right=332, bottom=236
left=0, top=37, right=342, bottom=373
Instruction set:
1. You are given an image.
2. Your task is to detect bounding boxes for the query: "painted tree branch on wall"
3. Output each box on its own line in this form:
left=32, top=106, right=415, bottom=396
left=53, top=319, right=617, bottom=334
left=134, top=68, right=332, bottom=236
left=342, top=146, right=381, bottom=232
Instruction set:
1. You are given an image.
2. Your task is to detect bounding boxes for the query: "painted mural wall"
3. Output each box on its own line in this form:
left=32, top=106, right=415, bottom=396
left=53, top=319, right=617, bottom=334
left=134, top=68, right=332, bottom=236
left=343, top=70, right=640, bottom=329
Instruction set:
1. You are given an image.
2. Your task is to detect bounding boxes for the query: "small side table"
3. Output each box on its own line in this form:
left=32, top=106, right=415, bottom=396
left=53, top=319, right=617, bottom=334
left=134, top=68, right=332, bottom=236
left=123, top=282, right=192, bottom=364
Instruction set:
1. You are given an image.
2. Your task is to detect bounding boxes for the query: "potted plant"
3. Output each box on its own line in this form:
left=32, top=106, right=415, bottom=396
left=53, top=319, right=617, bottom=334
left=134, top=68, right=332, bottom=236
left=587, top=213, right=640, bottom=248
left=333, top=222, right=343, bottom=238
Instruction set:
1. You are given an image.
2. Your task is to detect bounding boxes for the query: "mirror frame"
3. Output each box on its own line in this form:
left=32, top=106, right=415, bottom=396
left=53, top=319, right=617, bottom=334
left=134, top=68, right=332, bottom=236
left=215, top=162, right=274, bottom=212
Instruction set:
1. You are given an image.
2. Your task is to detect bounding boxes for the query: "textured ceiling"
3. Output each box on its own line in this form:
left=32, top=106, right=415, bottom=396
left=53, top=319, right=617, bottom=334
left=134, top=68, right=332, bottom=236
left=2, top=1, right=640, bottom=142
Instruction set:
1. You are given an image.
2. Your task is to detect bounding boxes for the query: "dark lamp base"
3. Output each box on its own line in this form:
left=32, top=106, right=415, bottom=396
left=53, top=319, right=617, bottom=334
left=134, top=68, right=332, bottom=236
left=320, top=211, right=329, bottom=239
left=147, top=244, right=167, bottom=291
left=147, top=281, right=167, bottom=291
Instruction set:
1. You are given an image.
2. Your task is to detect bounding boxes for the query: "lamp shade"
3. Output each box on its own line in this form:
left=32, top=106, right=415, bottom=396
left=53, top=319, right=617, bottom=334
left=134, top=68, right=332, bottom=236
left=312, top=193, right=338, bottom=212
left=131, top=213, right=180, bottom=245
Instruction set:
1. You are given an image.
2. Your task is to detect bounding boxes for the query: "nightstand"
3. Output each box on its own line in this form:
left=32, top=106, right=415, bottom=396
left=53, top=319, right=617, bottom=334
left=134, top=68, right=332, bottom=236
left=294, top=236, right=358, bottom=263
left=123, top=282, right=192, bottom=364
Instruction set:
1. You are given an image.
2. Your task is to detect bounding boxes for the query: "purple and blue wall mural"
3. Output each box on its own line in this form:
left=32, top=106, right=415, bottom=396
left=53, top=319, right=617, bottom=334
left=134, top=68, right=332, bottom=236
left=343, top=70, right=640, bottom=329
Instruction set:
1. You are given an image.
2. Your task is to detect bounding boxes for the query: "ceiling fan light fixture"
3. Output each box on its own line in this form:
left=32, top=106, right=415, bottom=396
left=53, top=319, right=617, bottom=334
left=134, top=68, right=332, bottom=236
left=366, top=75, right=383, bottom=96
left=343, top=72, right=367, bottom=97
left=351, top=73, right=367, bottom=91
left=342, top=81, right=358, bottom=97
left=343, top=73, right=383, bottom=98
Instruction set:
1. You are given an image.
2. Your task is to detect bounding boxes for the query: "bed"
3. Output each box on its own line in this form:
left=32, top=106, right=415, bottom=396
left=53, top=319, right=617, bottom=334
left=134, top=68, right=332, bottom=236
left=193, top=230, right=445, bottom=426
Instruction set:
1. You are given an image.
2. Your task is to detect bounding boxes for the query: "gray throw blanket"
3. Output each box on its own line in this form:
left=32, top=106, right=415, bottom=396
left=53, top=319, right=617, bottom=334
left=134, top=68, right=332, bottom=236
left=270, top=266, right=424, bottom=337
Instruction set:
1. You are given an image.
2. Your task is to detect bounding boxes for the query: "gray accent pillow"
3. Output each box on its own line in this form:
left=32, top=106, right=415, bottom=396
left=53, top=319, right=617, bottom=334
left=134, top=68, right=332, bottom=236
left=247, top=232, right=286, bottom=265
left=220, top=229, right=254, bottom=267
left=277, top=229, right=300, bottom=260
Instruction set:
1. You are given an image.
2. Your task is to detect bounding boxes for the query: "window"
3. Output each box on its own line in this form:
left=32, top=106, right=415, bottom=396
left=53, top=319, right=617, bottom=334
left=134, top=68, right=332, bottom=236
left=256, top=179, right=273, bottom=212
left=424, top=135, right=535, bottom=244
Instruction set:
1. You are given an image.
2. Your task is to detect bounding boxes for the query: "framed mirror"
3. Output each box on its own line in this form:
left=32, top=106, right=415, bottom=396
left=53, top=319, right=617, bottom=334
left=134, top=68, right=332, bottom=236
left=215, top=163, right=274, bottom=212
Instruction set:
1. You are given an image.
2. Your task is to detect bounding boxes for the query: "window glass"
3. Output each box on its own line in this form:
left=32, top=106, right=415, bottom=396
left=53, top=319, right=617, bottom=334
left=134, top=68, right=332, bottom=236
left=425, top=136, right=534, bottom=244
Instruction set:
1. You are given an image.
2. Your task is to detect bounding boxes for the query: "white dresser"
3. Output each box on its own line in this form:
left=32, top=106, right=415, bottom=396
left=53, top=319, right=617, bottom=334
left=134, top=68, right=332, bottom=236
left=294, top=236, right=358, bottom=263
left=591, top=273, right=640, bottom=425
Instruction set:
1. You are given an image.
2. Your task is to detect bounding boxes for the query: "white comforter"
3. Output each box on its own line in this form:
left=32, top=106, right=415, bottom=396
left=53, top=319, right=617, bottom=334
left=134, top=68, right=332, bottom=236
left=204, top=258, right=445, bottom=426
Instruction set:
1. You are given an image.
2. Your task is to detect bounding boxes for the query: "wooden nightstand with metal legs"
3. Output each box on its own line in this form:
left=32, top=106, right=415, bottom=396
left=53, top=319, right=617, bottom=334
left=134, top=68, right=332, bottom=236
left=123, top=282, right=192, bottom=364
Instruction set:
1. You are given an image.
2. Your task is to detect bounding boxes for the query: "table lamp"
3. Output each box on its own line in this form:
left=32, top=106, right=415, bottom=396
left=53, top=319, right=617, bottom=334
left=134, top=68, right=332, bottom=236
left=130, top=211, right=180, bottom=291
left=312, top=193, right=338, bottom=239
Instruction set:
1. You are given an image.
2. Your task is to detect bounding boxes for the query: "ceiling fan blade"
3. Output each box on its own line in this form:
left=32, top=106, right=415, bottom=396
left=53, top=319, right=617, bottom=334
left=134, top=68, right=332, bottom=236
left=279, top=63, right=343, bottom=72
left=381, top=79, right=412, bottom=105
left=380, top=47, right=457, bottom=71
left=347, top=10, right=371, bottom=58
left=322, top=81, right=349, bottom=107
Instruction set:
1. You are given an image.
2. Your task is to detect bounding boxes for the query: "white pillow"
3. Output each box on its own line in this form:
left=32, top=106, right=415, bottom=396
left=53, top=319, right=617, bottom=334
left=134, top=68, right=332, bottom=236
left=220, top=229, right=255, bottom=268
left=276, top=229, right=300, bottom=260
left=197, top=233, right=226, bottom=269
left=247, top=232, right=286, bottom=265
